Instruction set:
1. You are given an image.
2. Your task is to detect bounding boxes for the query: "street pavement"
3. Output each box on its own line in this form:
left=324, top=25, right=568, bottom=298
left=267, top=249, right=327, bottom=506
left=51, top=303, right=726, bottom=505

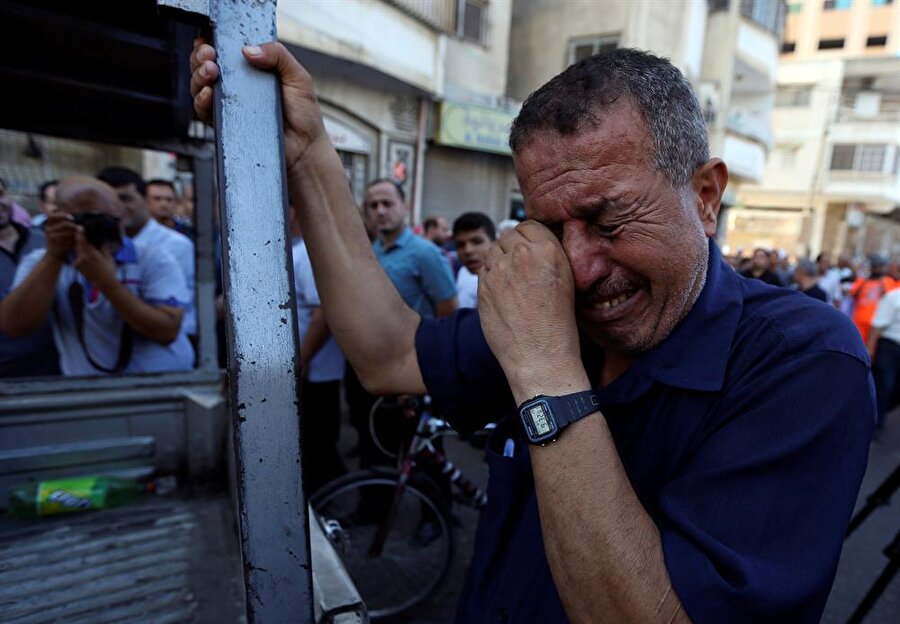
left=823, top=406, right=900, bottom=624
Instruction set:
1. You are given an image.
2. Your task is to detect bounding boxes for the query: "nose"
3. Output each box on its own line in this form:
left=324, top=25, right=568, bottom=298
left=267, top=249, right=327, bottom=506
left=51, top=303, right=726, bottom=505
left=560, top=224, right=611, bottom=293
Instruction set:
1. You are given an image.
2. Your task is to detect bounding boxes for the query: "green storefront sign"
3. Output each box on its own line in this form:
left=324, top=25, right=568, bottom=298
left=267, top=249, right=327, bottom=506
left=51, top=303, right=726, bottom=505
left=436, top=101, right=517, bottom=155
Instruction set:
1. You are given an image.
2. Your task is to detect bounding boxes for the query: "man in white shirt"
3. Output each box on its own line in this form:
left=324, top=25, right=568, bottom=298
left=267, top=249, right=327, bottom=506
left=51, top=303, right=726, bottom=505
left=816, top=252, right=843, bottom=308
left=452, top=212, right=496, bottom=309
left=97, top=167, right=197, bottom=339
left=869, top=288, right=900, bottom=431
left=0, top=177, right=193, bottom=376
left=291, top=209, right=347, bottom=494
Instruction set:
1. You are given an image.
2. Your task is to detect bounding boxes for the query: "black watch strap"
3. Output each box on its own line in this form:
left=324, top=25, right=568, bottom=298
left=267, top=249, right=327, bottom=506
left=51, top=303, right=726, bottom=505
left=554, top=390, right=600, bottom=426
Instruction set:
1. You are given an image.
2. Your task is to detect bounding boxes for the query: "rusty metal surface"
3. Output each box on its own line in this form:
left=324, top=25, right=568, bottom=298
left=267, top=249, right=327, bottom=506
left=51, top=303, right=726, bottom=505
left=0, top=497, right=245, bottom=624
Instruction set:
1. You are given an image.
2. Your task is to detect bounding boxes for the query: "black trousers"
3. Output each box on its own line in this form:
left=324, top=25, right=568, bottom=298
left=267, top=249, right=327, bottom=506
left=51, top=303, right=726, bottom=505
left=300, top=378, right=346, bottom=496
left=873, top=338, right=900, bottom=429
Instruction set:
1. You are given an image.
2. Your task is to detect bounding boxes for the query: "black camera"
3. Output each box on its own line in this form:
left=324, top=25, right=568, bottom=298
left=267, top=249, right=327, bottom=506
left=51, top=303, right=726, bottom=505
left=72, top=212, right=122, bottom=249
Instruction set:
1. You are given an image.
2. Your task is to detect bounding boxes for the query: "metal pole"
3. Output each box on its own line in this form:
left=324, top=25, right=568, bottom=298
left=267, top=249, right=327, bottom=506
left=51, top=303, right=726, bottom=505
left=158, top=1, right=314, bottom=621
left=211, top=2, right=313, bottom=621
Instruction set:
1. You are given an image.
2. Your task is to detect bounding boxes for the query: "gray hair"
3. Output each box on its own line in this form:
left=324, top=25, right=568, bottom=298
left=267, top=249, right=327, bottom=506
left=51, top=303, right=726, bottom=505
left=509, top=48, right=709, bottom=187
left=795, top=259, right=819, bottom=277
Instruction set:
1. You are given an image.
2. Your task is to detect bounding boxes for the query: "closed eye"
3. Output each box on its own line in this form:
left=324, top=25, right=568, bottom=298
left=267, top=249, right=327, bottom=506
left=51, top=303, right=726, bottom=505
left=591, top=223, right=623, bottom=237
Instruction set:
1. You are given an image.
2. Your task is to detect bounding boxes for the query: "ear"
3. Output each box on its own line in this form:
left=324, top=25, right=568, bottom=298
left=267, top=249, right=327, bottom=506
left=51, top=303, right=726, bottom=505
left=690, top=158, right=728, bottom=238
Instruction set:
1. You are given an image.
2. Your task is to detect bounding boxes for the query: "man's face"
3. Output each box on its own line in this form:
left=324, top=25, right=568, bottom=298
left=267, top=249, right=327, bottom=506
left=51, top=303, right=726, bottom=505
left=364, top=182, right=407, bottom=238
left=454, top=228, right=493, bottom=273
left=112, top=183, right=149, bottom=233
left=751, top=250, right=769, bottom=271
left=428, top=217, right=451, bottom=246
left=145, top=183, right=176, bottom=221
left=40, top=184, right=58, bottom=216
left=513, top=102, right=712, bottom=355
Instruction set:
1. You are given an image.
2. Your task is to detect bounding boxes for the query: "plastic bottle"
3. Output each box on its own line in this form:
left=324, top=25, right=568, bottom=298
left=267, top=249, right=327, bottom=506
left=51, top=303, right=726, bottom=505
left=7, top=476, right=154, bottom=519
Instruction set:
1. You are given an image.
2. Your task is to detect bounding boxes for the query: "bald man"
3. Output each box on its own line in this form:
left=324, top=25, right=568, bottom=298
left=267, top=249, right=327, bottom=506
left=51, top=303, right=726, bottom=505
left=0, top=177, right=194, bottom=375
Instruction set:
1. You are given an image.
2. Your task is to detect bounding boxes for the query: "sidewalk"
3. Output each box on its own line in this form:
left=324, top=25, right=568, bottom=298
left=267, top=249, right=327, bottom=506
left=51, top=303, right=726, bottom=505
left=823, top=406, right=900, bottom=623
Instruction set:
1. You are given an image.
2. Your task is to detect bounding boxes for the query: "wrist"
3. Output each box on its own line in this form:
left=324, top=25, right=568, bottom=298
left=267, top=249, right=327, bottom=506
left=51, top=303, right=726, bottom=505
left=510, top=366, right=591, bottom=406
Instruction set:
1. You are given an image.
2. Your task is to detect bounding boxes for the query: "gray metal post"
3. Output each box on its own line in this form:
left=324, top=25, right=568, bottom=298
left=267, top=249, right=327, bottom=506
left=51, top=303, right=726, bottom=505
left=158, top=1, right=313, bottom=622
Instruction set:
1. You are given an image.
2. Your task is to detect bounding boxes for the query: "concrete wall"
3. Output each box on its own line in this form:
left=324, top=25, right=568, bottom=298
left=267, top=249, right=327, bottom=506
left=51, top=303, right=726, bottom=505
left=507, top=0, right=707, bottom=102
left=278, top=0, right=442, bottom=93
left=442, top=0, right=514, bottom=104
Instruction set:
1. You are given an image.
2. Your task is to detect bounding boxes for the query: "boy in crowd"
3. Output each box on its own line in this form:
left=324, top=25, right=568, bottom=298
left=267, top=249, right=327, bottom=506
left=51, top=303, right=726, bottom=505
left=452, top=212, right=496, bottom=309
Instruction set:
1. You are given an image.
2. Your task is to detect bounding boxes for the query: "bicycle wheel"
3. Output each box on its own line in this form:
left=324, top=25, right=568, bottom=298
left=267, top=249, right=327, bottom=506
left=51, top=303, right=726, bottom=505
left=311, top=468, right=454, bottom=620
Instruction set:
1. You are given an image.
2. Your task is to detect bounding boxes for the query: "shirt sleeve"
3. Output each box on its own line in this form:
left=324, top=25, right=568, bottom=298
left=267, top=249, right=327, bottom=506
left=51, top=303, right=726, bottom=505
left=871, top=292, right=897, bottom=330
left=140, top=247, right=190, bottom=308
left=10, top=249, right=48, bottom=292
left=418, top=244, right=457, bottom=305
left=415, top=310, right=514, bottom=433
left=660, top=350, right=875, bottom=623
left=294, top=245, right=321, bottom=307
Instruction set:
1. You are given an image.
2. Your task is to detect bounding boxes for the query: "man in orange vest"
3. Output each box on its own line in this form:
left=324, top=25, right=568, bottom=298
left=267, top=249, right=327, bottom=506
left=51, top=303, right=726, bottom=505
left=850, top=255, right=897, bottom=345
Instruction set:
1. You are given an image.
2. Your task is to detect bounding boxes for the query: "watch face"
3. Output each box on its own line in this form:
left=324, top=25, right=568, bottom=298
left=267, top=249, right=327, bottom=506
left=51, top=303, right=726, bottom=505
left=521, top=400, right=558, bottom=443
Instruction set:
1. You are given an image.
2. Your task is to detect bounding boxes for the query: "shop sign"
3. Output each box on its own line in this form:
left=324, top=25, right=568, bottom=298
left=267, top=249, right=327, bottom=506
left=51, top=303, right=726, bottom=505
left=436, top=102, right=516, bottom=155
left=323, top=117, right=371, bottom=154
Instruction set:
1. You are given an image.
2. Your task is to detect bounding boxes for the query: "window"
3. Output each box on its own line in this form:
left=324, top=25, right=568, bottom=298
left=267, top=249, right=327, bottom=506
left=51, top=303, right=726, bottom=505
left=830, top=145, right=856, bottom=169
left=830, top=144, right=889, bottom=171
left=872, top=0, right=893, bottom=7
left=458, top=0, right=486, bottom=44
left=818, top=38, right=845, bottom=49
left=858, top=145, right=886, bottom=171
left=709, top=0, right=730, bottom=11
left=824, top=0, right=852, bottom=8
left=775, top=87, right=812, bottom=106
left=866, top=35, right=888, bottom=47
left=781, top=41, right=797, bottom=53
left=567, top=35, right=619, bottom=65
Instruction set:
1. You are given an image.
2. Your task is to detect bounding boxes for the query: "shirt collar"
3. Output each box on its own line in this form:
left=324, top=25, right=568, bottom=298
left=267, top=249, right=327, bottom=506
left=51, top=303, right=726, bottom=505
left=134, top=218, right=158, bottom=241
left=115, top=237, right=138, bottom=264
left=587, top=239, right=743, bottom=403
left=375, top=226, right=413, bottom=252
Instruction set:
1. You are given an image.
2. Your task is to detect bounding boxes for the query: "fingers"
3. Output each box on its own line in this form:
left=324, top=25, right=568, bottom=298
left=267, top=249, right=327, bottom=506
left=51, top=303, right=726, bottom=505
left=516, top=219, right=558, bottom=243
left=242, top=42, right=313, bottom=89
left=190, top=39, right=215, bottom=73
left=190, top=59, right=219, bottom=99
left=190, top=40, right=218, bottom=122
left=73, top=227, right=89, bottom=254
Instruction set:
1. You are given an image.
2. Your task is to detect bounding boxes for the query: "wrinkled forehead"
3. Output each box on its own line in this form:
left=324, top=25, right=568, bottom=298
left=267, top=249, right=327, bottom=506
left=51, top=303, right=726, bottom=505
left=513, top=108, right=654, bottom=195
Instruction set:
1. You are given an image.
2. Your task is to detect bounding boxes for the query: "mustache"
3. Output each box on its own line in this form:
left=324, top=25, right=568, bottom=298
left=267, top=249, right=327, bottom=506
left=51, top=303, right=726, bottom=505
left=578, top=276, right=645, bottom=304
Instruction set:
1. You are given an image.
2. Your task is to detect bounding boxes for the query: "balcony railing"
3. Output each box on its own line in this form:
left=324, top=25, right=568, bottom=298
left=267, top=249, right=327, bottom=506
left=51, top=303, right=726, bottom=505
left=387, top=0, right=456, bottom=33
left=726, top=109, right=772, bottom=146
left=835, top=94, right=900, bottom=123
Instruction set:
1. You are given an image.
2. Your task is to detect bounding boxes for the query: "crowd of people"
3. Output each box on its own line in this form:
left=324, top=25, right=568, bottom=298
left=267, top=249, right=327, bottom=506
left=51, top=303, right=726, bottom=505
left=726, top=245, right=900, bottom=432
left=0, top=171, right=197, bottom=378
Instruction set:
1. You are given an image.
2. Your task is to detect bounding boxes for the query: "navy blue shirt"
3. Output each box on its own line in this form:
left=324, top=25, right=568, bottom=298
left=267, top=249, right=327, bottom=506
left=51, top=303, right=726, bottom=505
left=415, top=241, right=875, bottom=623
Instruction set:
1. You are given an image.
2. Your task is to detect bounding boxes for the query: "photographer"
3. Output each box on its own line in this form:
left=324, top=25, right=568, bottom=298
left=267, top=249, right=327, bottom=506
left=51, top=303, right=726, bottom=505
left=0, top=177, right=193, bottom=375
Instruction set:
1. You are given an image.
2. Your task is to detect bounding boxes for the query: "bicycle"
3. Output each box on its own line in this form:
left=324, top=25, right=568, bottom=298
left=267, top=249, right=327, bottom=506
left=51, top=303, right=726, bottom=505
left=311, top=395, right=489, bottom=621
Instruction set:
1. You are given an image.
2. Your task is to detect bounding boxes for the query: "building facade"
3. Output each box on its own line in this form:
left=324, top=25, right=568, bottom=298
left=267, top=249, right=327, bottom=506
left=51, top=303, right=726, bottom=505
left=737, top=0, right=900, bottom=259
left=276, top=0, right=518, bottom=226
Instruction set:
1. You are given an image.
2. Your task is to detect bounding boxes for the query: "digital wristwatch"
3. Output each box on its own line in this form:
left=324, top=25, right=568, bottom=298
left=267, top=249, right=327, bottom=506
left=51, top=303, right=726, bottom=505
left=518, top=390, right=600, bottom=445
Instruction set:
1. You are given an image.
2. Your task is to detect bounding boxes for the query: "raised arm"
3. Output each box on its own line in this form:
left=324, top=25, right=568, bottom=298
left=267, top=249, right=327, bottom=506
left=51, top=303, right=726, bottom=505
left=190, top=41, right=425, bottom=394
left=73, top=230, right=183, bottom=344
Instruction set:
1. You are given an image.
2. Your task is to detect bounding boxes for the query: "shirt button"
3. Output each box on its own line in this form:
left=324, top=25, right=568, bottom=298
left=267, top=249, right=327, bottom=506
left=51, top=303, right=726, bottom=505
left=496, top=607, right=509, bottom=622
